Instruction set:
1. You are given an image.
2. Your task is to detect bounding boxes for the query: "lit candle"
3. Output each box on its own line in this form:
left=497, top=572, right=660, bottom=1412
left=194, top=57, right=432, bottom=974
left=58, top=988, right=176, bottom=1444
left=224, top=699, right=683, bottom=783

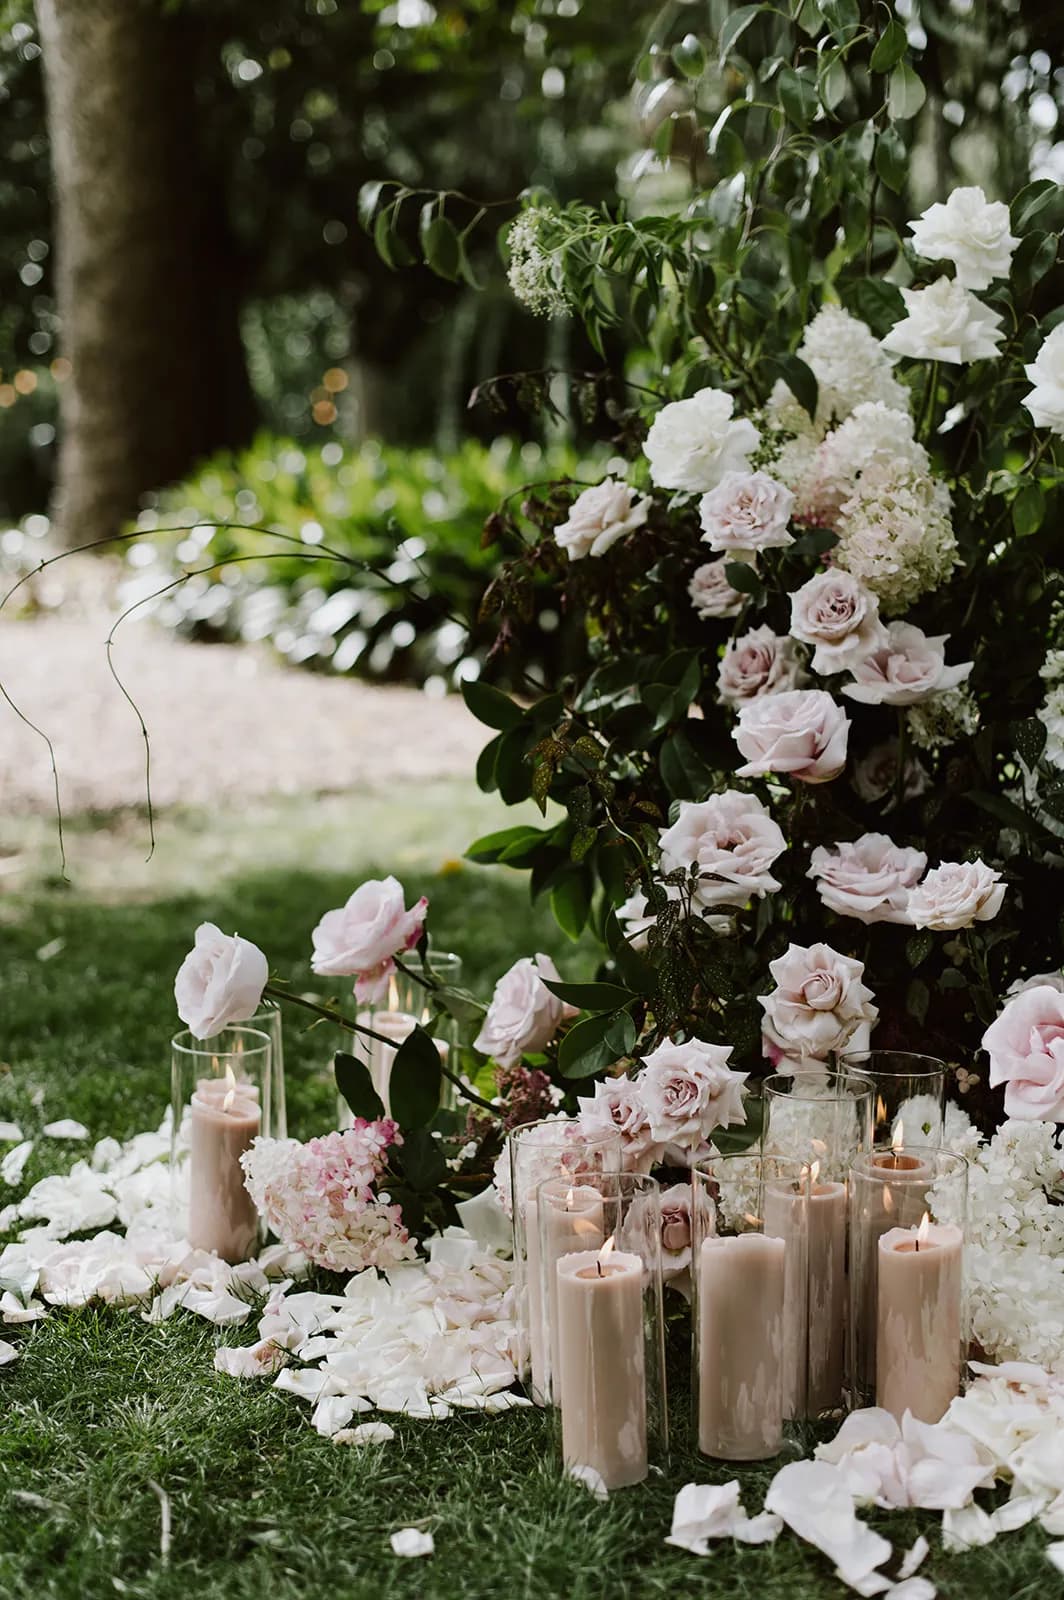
left=763, top=1160, right=847, bottom=1416
left=555, top=1237, right=647, bottom=1489
left=698, top=1230, right=787, bottom=1460
left=187, top=1065, right=261, bottom=1263
left=527, top=1181, right=604, bottom=1402
left=877, top=1212, right=963, bottom=1423
left=354, top=1008, right=417, bottom=1116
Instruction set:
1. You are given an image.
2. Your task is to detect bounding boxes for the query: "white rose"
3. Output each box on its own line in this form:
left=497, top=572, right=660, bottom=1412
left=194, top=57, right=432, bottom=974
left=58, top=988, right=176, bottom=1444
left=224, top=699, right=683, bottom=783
left=760, top=942, right=878, bottom=1066
left=474, top=953, right=576, bottom=1069
left=644, top=387, right=760, bottom=494
left=908, top=186, right=1020, bottom=292
left=881, top=278, right=1005, bottom=364
left=1023, top=325, right=1064, bottom=435
left=842, top=621, right=973, bottom=707
left=733, top=689, right=850, bottom=785
left=174, top=922, right=269, bottom=1041
left=908, top=860, right=1006, bottom=931
left=788, top=570, right=887, bottom=675
left=718, top=626, right=806, bottom=707
left=982, top=986, right=1064, bottom=1121
left=635, top=1037, right=747, bottom=1162
left=553, top=478, right=651, bottom=560
left=852, top=740, right=929, bottom=808
left=311, top=876, right=428, bottom=1004
left=657, top=789, right=787, bottom=911
left=808, top=834, right=927, bottom=925
left=577, top=1076, right=658, bottom=1172
left=688, top=559, right=744, bottom=619
left=698, top=470, right=795, bottom=554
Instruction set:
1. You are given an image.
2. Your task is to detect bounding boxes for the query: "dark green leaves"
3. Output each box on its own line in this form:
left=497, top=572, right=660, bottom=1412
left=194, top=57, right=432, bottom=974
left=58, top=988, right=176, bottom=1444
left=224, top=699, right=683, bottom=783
left=558, top=1009, right=638, bottom=1078
left=542, top=979, right=635, bottom=1011
left=840, top=278, right=905, bottom=336
left=1012, top=717, right=1047, bottom=773
left=869, top=17, right=908, bottom=73
left=334, top=1051, right=384, bottom=1122
left=1012, top=179, right=1059, bottom=234
left=724, top=561, right=763, bottom=597
left=461, top=678, right=524, bottom=731
left=765, top=354, right=818, bottom=421
left=718, top=4, right=761, bottom=62
left=1013, top=231, right=1059, bottom=296
left=887, top=63, right=926, bottom=121
left=874, top=126, right=907, bottom=194
left=1012, top=482, right=1046, bottom=537
left=394, top=1128, right=449, bottom=1192
left=659, top=728, right=717, bottom=802
left=418, top=204, right=461, bottom=282
left=551, top=870, right=592, bottom=940
left=389, top=1025, right=443, bottom=1129
left=778, top=66, right=819, bottom=129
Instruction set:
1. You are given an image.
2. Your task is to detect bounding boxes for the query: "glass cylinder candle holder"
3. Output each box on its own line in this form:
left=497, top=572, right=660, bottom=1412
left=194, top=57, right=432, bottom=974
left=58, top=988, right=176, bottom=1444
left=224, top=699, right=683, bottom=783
left=849, top=1147, right=968, bottom=1421
left=537, top=1172, right=667, bottom=1490
left=761, top=1070, right=875, bottom=1179
left=507, top=1119, right=622, bottom=1406
left=393, top=950, right=462, bottom=1110
left=171, top=1027, right=272, bottom=1264
left=692, top=1154, right=811, bottom=1462
left=838, top=1050, right=946, bottom=1149
left=248, top=1000, right=286, bottom=1139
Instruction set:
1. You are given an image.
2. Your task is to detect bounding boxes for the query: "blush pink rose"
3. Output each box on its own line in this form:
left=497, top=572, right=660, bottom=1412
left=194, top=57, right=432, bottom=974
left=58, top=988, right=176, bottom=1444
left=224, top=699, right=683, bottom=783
left=688, top=559, right=744, bottom=619
left=908, top=859, right=1006, bottom=931
left=659, top=1182, right=694, bottom=1287
left=982, top=985, right=1064, bottom=1120
left=657, top=790, right=786, bottom=911
left=842, top=622, right=973, bottom=707
left=760, top=941, right=878, bottom=1066
left=808, top=834, right=927, bottom=926
left=577, top=1075, right=658, bottom=1172
left=634, top=1038, right=747, bottom=1164
left=311, top=876, right=428, bottom=1003
left=698, top=469, right=795, bottom=554
left=174, top=923, right=269, bottom=1040
left=474, top=953, right=577, bottom=1069
left=717, top=626, right=806, bottom=707
left=553, top=478, right=651, bottom=560
left=789, top=571, right=887, bottom=675
left=733, top=689, right=850, bottom=784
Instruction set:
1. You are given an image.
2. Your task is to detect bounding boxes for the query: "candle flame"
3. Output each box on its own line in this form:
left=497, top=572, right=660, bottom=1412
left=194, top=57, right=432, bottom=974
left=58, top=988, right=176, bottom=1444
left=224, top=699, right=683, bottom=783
left=565, top=1187, right=575, bottom=1210
left=597, top=1235, right=615, bottom=1277
left=811, top=1138, right=827, bottom=1155
left=917, top=1212, right=930, bottom=1250
left=876, top=1095, right=888, bottom=1128
left=388, top=975, right=400, bottom=1011
left=810, top=1159, right=821, bottom=1187
left=224, top=1063, right=237, bottom=1090
left=892, top=1119, right=904, bottom=1154
left=222, top=1088, right=235, bottom=1113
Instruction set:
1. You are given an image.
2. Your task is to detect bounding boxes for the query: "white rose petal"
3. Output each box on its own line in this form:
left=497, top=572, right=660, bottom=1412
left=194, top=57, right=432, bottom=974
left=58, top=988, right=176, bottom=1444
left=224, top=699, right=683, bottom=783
left=843, top=622, right=972, bottom=708
left=898, top=1535, right=930, bottom=1580
left=553, top=478, right=651, bottom=560
left=658, top=790, right=787, bottom=911
left=764, top=1460, right=893, bottom=1590
left=808, top=834, right=926, bottom=926
left=0, top=1142, right=33, bottom=1188
left=908, top=186, right=1019, bottom=290
left=733, top=689, right=850, bottom=785
left=568, top=1464, right=609, bottom=1501
left=41, top=1121, right=90, bottom=1142
left=213, top=1339, right=287, bottom=1378
left=941, top=1502, right=997, bottom=1551
left=881, top=278, right=1005, bottom=365
left=333, top=1422, right=395, bottom=1446
left=390, top=1527, right=434, bottom=1558
left=644, top=387, right=760, bottom=494
left=0, top=1338, right=18, bottom=1365
left=474, top=953, right=576, bottom=1069
left=909, top=860, right=1005, bottom=932
left=1047, top=1542, right=1064, bottom=1576
left=1023, top=324, right=1064, bottom=435
left=0, top=1124, right=24, bottom=1144
left=174, top=923, right=269, bottom=1041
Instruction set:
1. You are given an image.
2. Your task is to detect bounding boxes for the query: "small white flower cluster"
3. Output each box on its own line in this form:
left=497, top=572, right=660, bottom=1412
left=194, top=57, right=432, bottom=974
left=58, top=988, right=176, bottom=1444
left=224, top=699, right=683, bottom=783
left=937, top=1106, right=1064, bottom=1367
left=907, top=684, right=980, bottom=752
left=768, top=303, right=910, bottom=431
left=1037, top=648, right=1064, bottom=770
left=505, top=207, right=569, bottom=318
left=833, top=467, right=957, bottom=614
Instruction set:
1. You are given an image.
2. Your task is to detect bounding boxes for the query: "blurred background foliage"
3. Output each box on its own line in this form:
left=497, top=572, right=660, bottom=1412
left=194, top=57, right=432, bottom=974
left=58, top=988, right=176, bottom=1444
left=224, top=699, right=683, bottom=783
left=1, top=0, right=1063, bottom=678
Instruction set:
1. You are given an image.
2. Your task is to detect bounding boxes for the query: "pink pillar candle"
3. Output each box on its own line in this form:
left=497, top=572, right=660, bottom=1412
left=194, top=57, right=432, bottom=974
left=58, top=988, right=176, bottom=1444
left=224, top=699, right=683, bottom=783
left=876, top=1221, right=963, bottom=1423
left=698, top=1233, right=786, bottom=1460
left=187, top=1083, right=261, bottom=1263
left=527, top=1181, right=605, bottom=1402
left=555, top=1248, right=647, bottom=1489
left=764, top=1177, right=846, bottom=1416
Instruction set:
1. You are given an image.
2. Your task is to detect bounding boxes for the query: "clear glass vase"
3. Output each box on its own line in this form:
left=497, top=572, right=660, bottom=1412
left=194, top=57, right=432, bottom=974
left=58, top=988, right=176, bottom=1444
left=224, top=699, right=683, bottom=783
left=171, top=1026, right=271, bottom=1263
left=536, top=1171, right=667, bottom=1490
left=838, top=1049, right=947, bottom=1149
left=248, top=999, right=286, bottom=1139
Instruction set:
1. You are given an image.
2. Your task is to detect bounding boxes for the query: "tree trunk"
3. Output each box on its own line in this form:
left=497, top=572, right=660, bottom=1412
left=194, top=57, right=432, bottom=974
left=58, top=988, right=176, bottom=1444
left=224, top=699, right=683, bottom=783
left=35, top=0, right=255, bottom=546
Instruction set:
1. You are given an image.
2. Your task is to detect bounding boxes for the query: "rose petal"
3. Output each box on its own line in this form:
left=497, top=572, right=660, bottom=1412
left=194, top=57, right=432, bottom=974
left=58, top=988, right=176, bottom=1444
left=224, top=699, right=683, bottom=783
left=898, top=1535, right=930, bottom=1580
left=41, top=1121, right=90, bottom=1141
left=765, top=1461, right=892, bottom=1588
left=390, top=1528, right=434, bottom=1558
left=941, top=1503, right=997, bottom=1552
left=333, top=1423, right=395, bottom=1447
left=0, top=1338, right=18, bottom=1365
left=1047, top=1542, right=1064, bottom=1576
left=0, top=1124, right=24, bottom=1144
left=0, top=1142, right=33, bottom=1187
left=568, top=1465, right=609, bottom=1502
left=886, top=1580, right=936, bottom=1600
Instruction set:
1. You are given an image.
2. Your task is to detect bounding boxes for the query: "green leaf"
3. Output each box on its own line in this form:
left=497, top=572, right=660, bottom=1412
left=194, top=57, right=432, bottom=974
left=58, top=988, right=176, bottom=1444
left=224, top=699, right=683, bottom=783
left=905, top=931, right=933, bottom=969
left=967, top=789, right=1045, bottom=841
left=418, top=207, right=461, bottom=281
left=724, top=560, right=763, bottom=597
left=718, top=4, right=761, bottom=62
left=334, top=1051, right=385, bottom=1122
left=888, top=62, right=926, bottom=121
left=1011, top=179, right=1059, bottom=234
left=388, top=1025, right=443, bottom=1130
left=557, top=1011, right=625, bottom=1079
left=1013, top=230, right=1059, bottom=295
left=778, top=66, right=819, bottom=128
left=474, top=732, right=503, bottom=794
left=1013, top=716, right=1048, bottom=772
left=906, top=978, right=930, bottom=1026
left=494, top=727, right=533, bottom=805
left=819, top=56, right=848, bottom=113
left=461, top=678, right=524, bottom=731
left=395, top=1128, right=448, bottom=1192
left=431, top=984, right=487, bottom=1025
left=840, top=278, right=905, bottom=336
left=603, top=1011, right=638, bottom=1058
left=869, top=17, right=908, bottom=73
left=542, top=980, right=635, bottom=1012
left=357, top=180, right=387, bottom=231
left=673, top=31, right=706, bottom=77
left=767, top=354, right=819, bottom=421
left=465, top=825, right=545, bottom=865
left=817, top=0, right=859, bottom=41
left=1012, top=482, right=1046, bottom=537
left=660, top=729, right=716, bottom=802
left=874, top=125, right=907, bottom=193
left=551, top=870, right=592, bottom=941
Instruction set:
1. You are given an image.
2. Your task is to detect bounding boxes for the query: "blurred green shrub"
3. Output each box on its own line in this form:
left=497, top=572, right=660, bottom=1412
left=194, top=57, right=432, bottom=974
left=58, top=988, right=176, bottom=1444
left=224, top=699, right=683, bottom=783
left=124, top=433, right=609, bottom=689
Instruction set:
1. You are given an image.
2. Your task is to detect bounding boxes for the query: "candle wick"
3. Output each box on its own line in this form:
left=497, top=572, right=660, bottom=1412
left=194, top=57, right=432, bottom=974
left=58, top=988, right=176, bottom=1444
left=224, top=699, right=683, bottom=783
left=915, top=1238, right=920, bottom=1253
left=596, top=1260, right=603, bottom=1278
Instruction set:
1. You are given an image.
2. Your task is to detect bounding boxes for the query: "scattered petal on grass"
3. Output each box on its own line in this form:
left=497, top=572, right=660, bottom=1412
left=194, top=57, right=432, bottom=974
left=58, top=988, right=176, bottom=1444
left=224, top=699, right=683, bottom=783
left=1047, top=1542, right=1064, bottom=1576
left=333, top=1423, right=395, bottom=1446
left=0, top=1142, right=33, bottom=1187
left=0, top=1339, right=19, bottom=1365
left=35, top=938, right=65, bottom=962
left=41, top=1121, right=89, bottom=1141
left=0, top=1123, right=23, bottom=1143
left=991, top=1495, right=1040, bottom=1533
left=666, top=1481, right=782, bottom=1554
left=390, top=1528, right=434, bottom=1558
left=0, top=1291, right=47, bottom=1324
left=312, top=1394, right=371, bottom=1436
left=765, top=1461, right=892, bottom=1592
left=941, top=1503, right=997, bottom=1552
left=213, top=1339, right=287, bottom=1378
left=898, top=1535, right=929, bottom=1579
left=568, top=1465, right=608, bottom=1501
left=886, top=1580, right=936, bottom=1600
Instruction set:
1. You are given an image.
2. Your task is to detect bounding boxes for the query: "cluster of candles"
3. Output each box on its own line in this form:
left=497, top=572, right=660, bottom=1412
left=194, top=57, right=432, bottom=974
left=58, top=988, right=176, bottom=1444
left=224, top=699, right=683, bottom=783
left=513, top=1058, right=968, bottom=1488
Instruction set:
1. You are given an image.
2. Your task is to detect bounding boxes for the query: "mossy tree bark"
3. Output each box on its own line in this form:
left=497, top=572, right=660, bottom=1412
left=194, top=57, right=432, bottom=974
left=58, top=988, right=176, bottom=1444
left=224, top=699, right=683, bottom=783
left=35, top=0, right=255, bottom=545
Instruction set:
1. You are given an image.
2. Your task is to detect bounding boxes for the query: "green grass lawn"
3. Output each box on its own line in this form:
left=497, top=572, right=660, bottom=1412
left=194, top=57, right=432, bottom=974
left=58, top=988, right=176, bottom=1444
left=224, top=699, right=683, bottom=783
left=0, top=792, right=1054, bottom=1598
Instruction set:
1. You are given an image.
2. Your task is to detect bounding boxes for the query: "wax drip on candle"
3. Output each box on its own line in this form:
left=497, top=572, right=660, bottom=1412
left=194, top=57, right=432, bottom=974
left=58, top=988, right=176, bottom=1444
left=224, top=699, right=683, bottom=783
left=915, top=1211, right=930, bottom=1254
left=597, top=1235, right=615, bottom=1278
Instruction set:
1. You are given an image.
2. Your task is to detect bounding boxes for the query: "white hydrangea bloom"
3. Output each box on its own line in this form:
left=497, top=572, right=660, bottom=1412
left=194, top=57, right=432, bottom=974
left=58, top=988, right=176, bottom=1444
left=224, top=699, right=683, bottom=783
left=1037, top=649, right=1064, bottom=769
left=907, top=685, right=980, bottom=752
left=768, top=305, right=911, bottom=430
left=833, top=465, right=958, bottom=613
left=506, top=209, right=570, bottom=317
